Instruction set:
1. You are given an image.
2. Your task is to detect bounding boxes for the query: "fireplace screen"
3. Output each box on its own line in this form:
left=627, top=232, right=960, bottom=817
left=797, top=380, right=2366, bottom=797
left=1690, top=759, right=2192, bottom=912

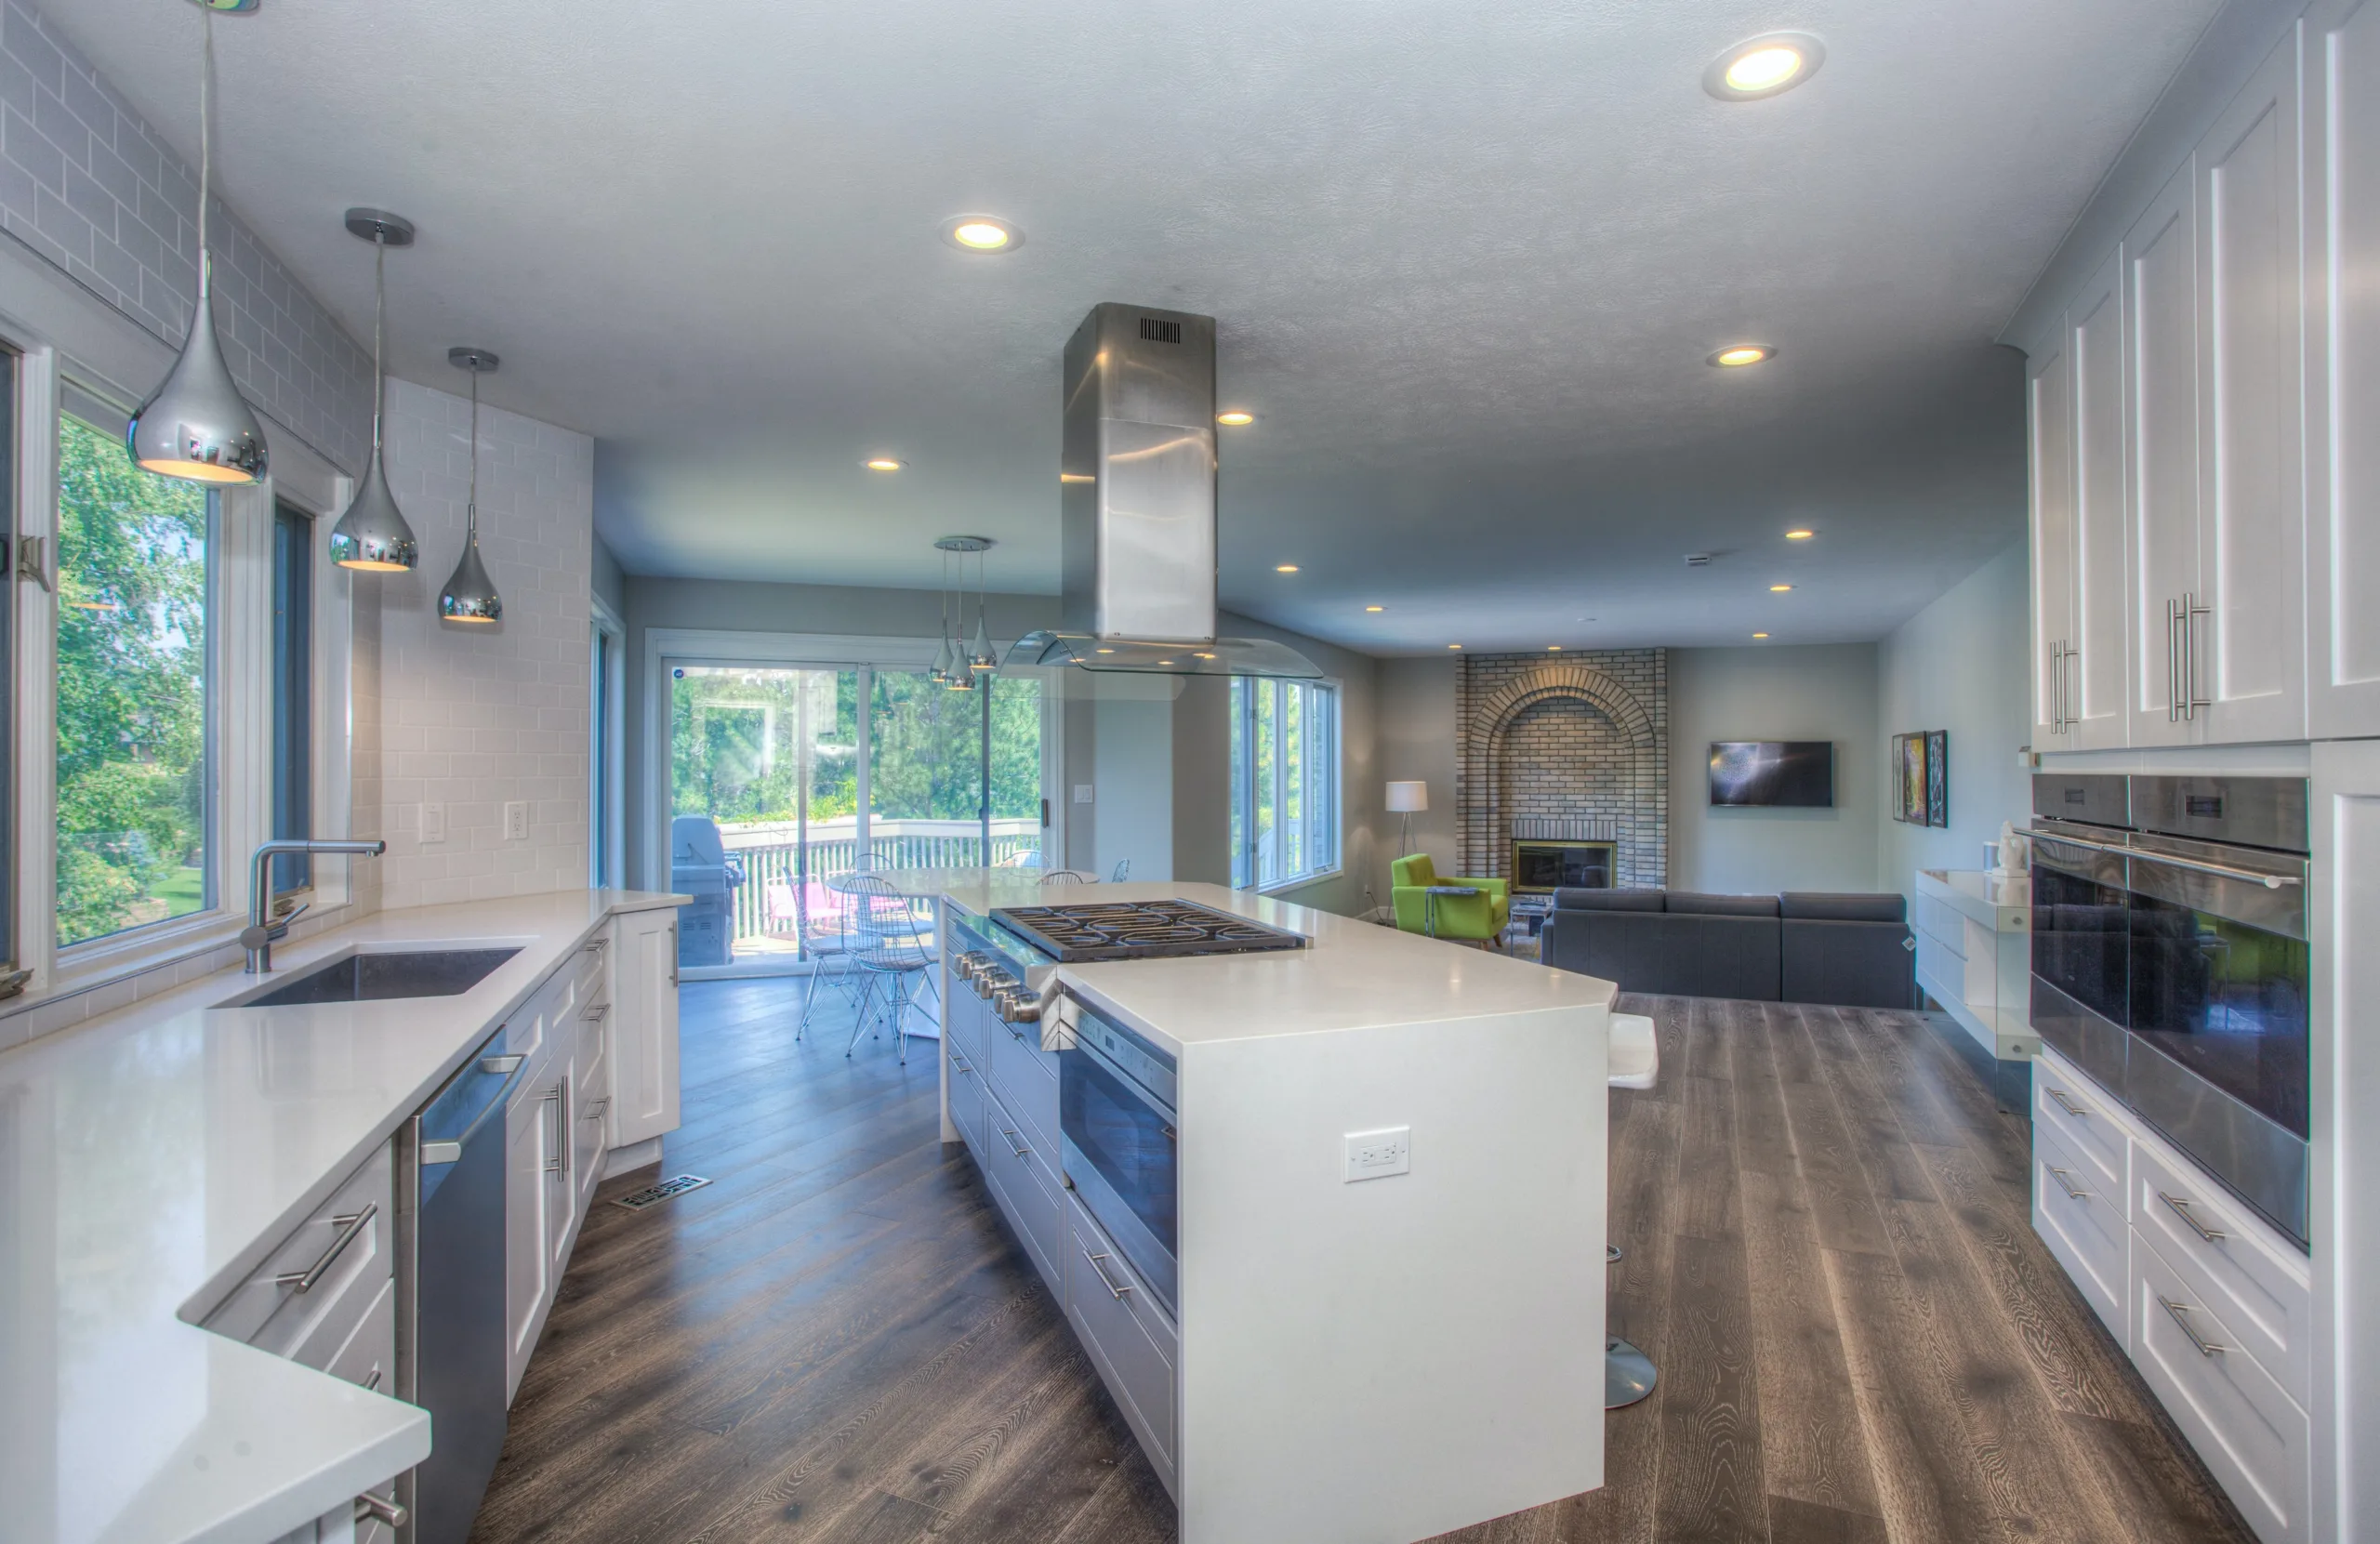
left=1511, top=839, right=1616, bottom=893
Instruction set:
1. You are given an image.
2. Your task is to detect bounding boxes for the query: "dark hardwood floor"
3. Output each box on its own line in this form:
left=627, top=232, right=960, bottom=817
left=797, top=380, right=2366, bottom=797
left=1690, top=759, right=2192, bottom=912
left=469, top=983, right=2256, bottom=1544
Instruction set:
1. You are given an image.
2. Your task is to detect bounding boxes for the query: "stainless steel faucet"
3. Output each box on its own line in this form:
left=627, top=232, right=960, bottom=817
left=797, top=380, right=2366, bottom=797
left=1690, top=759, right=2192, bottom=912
left=243, top=838, right=386, bottom=973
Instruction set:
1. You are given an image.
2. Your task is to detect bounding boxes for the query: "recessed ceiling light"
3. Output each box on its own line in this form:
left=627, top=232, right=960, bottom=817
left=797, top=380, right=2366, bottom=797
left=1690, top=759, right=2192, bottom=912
left=1196, top=652, right=1216, bottom=659
left=865, top=457, right=904, bottom=471
left=940, top=215, right=1023, bottom=252
left=1770, top=584, right=1793, bottom=592
left=1709, top=344, right=1777, bottom=368
left=1060, top=472, right=1094, bottom=484
left=1365, top=605, right=1384, bottom=613
left=1158, top=659, right=1174, bottom=666
left=1548, top=645, right=1562, bottom=652
left=1276, top=563, right=1300, bottom=573
left=1785, top=528, right=1815, bottom=540
left=1705, top=33, right=1825, bottom=100
left=1216, top=411, right=1255, bottom=427
left=1448, top=643, right=1462, bottom=650
left=1095, top=647, right=1115, bottom=654
left=1752, top=632, right=1770, bottom=640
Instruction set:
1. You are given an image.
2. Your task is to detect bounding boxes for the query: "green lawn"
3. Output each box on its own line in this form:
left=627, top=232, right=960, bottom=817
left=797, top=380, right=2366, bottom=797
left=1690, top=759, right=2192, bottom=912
left=153, top=866, right=205, bottom=917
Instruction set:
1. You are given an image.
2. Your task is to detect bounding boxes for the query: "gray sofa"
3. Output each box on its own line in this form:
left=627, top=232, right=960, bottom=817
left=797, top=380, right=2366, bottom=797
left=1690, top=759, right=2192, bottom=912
left=1539, top=889, right=1915, bottom=1008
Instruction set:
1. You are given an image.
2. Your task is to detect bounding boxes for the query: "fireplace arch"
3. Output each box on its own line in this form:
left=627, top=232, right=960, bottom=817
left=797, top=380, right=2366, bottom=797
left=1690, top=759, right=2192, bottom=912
left=1456, top=654, right=1667, bottom=890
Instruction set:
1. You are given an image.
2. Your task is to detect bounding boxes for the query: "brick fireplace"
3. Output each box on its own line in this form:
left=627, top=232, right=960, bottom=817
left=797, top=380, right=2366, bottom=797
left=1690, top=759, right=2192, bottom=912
left=1455, top=650, right=1668, bottom=890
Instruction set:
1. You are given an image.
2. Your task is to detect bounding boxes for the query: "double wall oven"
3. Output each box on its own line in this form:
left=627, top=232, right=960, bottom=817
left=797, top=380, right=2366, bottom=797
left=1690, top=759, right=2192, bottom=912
left=2029, top=774, right=2310, bottom=1248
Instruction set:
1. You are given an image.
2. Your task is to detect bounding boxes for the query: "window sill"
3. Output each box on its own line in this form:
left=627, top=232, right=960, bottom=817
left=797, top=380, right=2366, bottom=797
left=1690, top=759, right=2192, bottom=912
left=1257, top=866, right=1342, bottom=898
left=6, top=901, right=360, bottom=1034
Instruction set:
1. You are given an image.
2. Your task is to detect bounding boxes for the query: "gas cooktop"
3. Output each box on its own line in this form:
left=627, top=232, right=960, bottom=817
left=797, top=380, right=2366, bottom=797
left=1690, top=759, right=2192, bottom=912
left=990, top=898, right=1309, bottom=963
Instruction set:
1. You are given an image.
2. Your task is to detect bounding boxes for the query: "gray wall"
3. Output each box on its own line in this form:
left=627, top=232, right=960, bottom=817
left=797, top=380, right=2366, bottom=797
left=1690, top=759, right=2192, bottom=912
left=591, top=534, right=627, bottom=618
left=1667, top=644, right=1881, bottom=893
left=1875, top=540, right=2031, bottom=910
left=1374, top=656, right=1461, bottom=878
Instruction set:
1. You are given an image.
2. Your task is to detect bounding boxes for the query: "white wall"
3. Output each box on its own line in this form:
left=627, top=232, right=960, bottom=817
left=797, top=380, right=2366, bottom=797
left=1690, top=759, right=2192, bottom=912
left=356, top=378, right=595, bottom=910
left=1875, top=540, right=2032, bottom=909
left=1668, top=644, right=1881, bottom=894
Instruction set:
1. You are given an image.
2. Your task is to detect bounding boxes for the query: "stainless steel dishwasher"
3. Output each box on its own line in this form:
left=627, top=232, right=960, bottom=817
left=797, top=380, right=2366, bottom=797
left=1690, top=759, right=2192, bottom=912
left=398, top=1025, right=525, bottom=1544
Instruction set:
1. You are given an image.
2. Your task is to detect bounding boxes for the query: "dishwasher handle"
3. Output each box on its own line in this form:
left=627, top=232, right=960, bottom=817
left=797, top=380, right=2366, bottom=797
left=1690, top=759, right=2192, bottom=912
left=420, top=1053, right=532, bottom=1166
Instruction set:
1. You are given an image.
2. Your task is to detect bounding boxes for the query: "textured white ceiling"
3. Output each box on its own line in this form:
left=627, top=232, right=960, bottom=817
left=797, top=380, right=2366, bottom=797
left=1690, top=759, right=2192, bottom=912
left=43, top=0, right=2217, bottom=653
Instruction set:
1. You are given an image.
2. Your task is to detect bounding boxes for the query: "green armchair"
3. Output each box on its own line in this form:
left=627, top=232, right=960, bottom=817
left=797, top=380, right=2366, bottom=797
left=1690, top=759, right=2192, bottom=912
left=1390, top=854, right=1511, bottom=945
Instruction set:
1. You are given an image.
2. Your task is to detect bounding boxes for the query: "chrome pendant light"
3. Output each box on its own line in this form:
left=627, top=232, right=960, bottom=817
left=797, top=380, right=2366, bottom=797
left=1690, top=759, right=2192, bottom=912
left=128, top=0, right=268, bottom=484
left=968, top=539, right=997, bottom=673
left=930, top=547, right=955, bottom=682
left=438, top=348, right=502, bottom=624
left=935, top=536, right=989, bottom=691
left=327, top=208, right=418, bottom=571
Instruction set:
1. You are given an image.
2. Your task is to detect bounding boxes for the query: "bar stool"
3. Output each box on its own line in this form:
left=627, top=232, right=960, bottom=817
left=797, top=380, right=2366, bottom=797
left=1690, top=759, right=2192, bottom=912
left=1606, top=1011, right=1659, bottom=1409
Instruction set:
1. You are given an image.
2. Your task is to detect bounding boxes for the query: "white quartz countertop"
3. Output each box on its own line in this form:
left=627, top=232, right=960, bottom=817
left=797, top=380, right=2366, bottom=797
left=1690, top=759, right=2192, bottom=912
left=0, top=889, right=686, bottom=1544
left=927, top=878, right=1615, bottom=1054
left=1918, top=866, right=2032, bottom=927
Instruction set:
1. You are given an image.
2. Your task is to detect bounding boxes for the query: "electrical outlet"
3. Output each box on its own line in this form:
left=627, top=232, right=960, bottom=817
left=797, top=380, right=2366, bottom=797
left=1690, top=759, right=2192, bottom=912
left=1073, top=784, right=1095, bottom=805
left=503, top=800, right=528, bottom=841
left=420, top=801, right=446, bottom=844
left=1344, top=1126, right=1411, bottom=1182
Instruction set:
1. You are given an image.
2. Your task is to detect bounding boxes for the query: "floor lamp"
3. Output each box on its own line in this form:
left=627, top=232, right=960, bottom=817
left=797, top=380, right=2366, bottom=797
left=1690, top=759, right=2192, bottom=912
left=1387, top=781, right=1428, bottom=857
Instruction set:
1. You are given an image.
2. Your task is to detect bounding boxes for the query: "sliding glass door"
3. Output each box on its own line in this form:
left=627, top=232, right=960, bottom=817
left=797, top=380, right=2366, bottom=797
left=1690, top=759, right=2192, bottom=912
left=668, top=659, right=1044, bottom=967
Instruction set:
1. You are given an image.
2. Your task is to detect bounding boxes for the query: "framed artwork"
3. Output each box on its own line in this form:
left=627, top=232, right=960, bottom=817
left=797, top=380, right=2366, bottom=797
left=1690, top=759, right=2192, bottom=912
left=1924, top=730, right=1949, bottom=826
left=1893, top=734, right=1922, bottom=824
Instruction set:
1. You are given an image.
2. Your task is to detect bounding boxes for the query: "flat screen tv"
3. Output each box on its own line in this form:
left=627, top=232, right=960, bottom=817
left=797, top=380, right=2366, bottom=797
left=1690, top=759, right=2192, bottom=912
left=1709, top=741, right=1834, bottom=808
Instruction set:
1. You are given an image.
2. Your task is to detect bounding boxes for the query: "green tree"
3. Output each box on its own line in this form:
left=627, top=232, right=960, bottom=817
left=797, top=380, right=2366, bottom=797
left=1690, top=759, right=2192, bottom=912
left=54, top=416, right=210, bottom=944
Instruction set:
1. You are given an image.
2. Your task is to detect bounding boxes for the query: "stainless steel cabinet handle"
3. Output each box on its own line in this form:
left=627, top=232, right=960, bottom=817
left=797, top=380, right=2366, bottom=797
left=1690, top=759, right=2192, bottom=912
left=586, top=1096, right=610, bottom=1117
left=544, top=1087, right=567, bottom=1176
left=582, top=938, right=609, bottom=957
left=2160, top=1191, right=2227, bottom=1243
left=362, top=1366, right=383, bottom=1392
left=2046, top=1166, right=2089, bottom=1200
left=276, top=1203, right=377, bottom=1292
left=1000, top=1128, right=1031, bottom=1160
left=1081, top=1246, right=1133, bottom=1299
left=2045, top=1088, right=2089, bottom=1118
left=582, top=1002, right=611, bottom=1023
left=2160, top=1295, right=2226, bottom=1356
left=949, top=1055, right=972, bottom=1074
left=2167, top=597, right=2184, bottom=721
left=2182, top=592, right=2211, bottom=720
left=354, top=1494, right=407, bottom=1528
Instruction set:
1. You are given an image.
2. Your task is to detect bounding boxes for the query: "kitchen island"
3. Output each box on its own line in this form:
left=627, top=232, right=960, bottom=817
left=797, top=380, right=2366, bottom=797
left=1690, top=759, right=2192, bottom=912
left=906, top=878, right=1615, bottom=1544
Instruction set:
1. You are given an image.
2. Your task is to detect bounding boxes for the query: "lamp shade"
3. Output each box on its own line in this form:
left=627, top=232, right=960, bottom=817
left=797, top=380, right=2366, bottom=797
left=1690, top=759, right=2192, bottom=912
left=1386, top=780, right=1428, bottom=813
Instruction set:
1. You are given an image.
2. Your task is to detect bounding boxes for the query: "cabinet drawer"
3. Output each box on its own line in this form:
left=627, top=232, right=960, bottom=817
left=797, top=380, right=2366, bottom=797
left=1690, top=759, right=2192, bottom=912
left=985, top=1011, right=1061, bottom=1163
left=1917, top=894, right=1966, bottom=953
left=2133, top=1237, right=2308, bottom=1544
left=203, top=1143, right=394, bottom=1350
left=946, top=985, right=989, bottom=1071
left=1064, top=1192, right=1177, bottom=1494
left=575, top=999, right=611, bottom=1099
left=324, top=1274, right=394, bottom=1393
left=506, top=962, right=581, bottom=1076
left=2034, top=1050, right=2126, bottom=1194
left=2130, top=1137, right=2311, bottom=1405
left=948, top=1046, right=987, bottom=1157
left=2033, top=1123, right=2126, bottom=1339
left=979, top=1080, right=1065, bottom=1294
left=575, top=932, right=611, bottom=998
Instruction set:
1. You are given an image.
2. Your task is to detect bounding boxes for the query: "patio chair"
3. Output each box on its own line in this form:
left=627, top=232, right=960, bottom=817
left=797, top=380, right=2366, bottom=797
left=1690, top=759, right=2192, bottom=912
left=798, top=871, right=868, bottom=1038
left=1040, top=869, right=1093, bottom=886
left=843, top=875, right=932, bottom=1062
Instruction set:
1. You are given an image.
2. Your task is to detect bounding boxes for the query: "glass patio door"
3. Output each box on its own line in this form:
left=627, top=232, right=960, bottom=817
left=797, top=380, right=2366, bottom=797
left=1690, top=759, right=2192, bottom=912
left=668, top=658, right=1045, bottom=970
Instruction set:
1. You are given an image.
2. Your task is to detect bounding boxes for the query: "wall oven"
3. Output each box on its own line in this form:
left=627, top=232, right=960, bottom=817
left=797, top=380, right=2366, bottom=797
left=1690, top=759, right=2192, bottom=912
left=1059, top=996, right=1178, bottom=1315
left=2029, top=773, right=2309, bottom=1248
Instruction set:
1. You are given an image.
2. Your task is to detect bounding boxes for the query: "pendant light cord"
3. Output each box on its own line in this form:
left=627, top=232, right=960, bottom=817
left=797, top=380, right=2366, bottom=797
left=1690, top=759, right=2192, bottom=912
left=466, top=366, right=480, bottom=546
left=370, top=236, right=386, bottom=453
left=197, top=3, right=213, bottom=298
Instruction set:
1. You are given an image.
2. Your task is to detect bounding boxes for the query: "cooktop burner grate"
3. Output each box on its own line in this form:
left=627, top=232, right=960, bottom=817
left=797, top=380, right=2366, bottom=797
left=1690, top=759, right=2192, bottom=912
left=991, top=897, right=1309, bottom=962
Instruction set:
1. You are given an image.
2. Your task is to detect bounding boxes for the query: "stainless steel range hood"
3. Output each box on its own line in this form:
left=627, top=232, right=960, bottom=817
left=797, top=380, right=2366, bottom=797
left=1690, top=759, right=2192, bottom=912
left=1007, top=303, right=1322, bottom=680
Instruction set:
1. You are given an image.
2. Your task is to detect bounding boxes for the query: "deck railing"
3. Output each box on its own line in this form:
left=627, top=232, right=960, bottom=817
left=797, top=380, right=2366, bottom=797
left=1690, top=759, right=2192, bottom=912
left=717, top=818, right=1040, bottom=946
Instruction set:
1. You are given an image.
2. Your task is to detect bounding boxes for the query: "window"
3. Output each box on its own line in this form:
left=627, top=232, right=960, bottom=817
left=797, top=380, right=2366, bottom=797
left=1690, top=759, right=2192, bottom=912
left=54, top=411, right=216, bottom=947
left=271, top=501, right=312, bottom=895
left=1231, top=676, right=1340, bottom=891
left=0, top=348, right=15, bottom=983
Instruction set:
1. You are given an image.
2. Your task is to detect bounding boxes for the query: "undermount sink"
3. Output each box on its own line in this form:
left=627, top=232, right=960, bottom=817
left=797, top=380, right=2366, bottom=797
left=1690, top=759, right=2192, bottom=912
left=223, top=947, right=522, bottom=1010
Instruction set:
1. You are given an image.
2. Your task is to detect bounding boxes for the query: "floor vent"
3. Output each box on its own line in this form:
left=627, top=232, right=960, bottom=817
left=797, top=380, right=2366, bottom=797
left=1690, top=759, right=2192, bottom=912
left=612, top=1174, right=712, bottom=1211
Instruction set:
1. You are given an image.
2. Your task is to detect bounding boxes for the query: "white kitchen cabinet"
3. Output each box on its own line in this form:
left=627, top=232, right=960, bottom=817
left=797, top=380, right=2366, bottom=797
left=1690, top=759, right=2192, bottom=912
left=2307, top=0, right=2380, bottom=737
left=2125, top=161, right=2202, bottom=747
left=2193, top=31, right=2307, bottom=745
left=575, top=1001, right=612, bottom=1218
left=2070, top=250, right=2132, bottom=749
left=2030, top=337, right=2078, bottom=745
left=504, top=1060, right=561, bottom=1401
left=607, top=908, right=682, bottom=1151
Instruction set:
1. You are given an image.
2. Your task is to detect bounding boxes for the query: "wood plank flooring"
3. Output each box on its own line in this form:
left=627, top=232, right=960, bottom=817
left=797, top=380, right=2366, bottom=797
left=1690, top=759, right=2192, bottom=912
left=469, top=983, right=2257, bottom=1544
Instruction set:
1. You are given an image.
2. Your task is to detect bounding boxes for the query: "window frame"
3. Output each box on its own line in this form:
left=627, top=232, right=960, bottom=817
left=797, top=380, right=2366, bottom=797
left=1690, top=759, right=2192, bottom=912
left=271, top=497, right=314, bottom=899
left=590, top=591, right=627, bottom=889
left=1232, top=674, right=1343, bottom=894
left=0, top=332, right=360, bottom=1010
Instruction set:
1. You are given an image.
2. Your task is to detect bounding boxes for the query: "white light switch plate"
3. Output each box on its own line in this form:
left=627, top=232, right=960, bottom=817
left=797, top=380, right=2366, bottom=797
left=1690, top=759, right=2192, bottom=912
left=1073, top=784, right=1095, bottom=804
left=1344, top=1127, right=1411, bottom=1182
left=420, top=801, right=446, bottom=844
left=503, top=800, right=529, bottom=841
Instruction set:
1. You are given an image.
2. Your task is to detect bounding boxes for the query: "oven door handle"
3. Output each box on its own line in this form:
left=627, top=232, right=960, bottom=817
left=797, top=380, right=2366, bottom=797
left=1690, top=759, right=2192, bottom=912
left=2031, top=827, right=2300, bottom=890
